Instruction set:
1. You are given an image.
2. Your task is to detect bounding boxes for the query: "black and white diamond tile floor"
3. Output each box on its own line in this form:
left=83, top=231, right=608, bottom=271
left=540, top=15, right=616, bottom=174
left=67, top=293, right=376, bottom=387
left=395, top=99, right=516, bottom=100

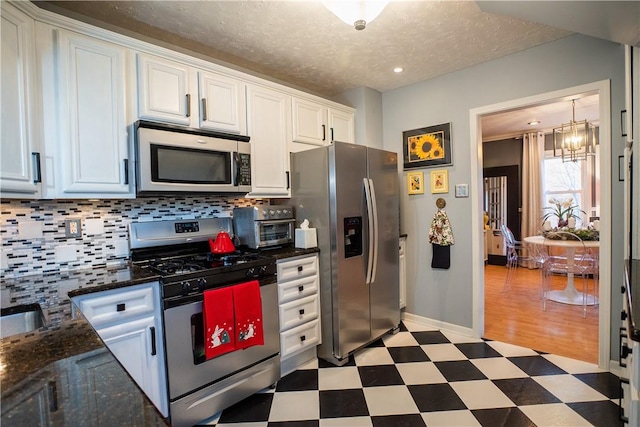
left=198, top=320, right=622, bottom=427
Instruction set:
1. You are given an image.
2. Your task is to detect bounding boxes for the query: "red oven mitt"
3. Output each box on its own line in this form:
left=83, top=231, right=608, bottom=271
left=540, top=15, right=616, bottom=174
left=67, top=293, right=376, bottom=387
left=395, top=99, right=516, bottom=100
left=203, top=286, right=236, bottom=360
left=233, top=280, right=264, bottom=350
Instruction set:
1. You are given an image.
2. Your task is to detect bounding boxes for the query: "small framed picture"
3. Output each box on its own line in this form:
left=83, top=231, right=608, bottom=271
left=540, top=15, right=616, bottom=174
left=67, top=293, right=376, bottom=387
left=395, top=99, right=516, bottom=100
left=407, top=171, right=424, bottom=195
left=430, top=170, right=448, bottom=194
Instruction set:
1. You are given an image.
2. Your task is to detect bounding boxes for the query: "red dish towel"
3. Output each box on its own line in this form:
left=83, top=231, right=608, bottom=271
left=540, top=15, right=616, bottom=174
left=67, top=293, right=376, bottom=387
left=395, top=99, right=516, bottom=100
left=203, top=286, right=236, bottom=360
left=233, top=280, right=264, bottom=350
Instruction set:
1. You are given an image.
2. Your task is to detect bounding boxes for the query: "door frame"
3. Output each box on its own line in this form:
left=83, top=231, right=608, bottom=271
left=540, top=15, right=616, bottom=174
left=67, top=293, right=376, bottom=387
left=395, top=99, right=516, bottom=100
left=469, top=80, right=612, bottom=369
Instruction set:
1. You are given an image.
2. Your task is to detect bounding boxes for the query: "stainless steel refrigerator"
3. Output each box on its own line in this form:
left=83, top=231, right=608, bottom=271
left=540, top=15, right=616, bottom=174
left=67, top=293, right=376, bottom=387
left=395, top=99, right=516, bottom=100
left=290, top=142, right=400, bottom=366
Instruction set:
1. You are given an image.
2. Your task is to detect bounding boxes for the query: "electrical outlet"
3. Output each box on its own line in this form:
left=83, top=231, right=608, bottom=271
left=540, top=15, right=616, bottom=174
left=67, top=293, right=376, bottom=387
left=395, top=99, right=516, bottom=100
left=65, top=219, right=82, bottom=238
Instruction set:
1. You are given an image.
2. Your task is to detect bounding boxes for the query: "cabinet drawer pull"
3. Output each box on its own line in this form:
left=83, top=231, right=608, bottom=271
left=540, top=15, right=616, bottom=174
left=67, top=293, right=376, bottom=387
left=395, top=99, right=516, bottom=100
left=300, top=335, right=306, bottom=342
left=201, top=98, right=207, bottom=121
left=298, top=285, right=304, bottom=292
left=123, top=159, right=129, bottom=185
left=185, top=94, right=191, bottom=117
left=322, top=124, right=326, bottom=141
left=116, top=303, right=126, bottom=312
left=32, top=152, right=42, bottom=183
left=299, top=309, right=305, bottom=315
left=297, top=266, right=303, bottom=272
left=150, top=326, right=157, bottom=356
left=48, top=381, right=58, bottom=412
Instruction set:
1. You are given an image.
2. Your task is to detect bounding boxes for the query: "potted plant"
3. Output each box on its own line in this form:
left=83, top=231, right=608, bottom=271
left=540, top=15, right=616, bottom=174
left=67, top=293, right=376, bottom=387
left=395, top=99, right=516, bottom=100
left=542, top=197, right=584, bottom=228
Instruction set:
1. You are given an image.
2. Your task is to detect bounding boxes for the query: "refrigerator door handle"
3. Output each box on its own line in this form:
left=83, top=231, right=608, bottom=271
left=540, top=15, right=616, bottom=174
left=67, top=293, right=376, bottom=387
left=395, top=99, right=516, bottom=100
left=363, top=178, right=375, bottom=284
left=368, top=178, right=379, bottom=284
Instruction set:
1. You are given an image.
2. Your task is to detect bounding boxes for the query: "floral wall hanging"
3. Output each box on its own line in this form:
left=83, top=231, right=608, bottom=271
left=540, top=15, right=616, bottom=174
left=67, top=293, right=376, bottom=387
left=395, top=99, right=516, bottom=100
left=403, top=122, right=452, bottom=170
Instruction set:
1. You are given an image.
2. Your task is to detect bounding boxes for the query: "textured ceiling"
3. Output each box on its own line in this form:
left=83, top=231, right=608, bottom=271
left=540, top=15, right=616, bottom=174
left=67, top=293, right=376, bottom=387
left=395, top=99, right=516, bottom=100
left=38, top=0, right=572, bottom=98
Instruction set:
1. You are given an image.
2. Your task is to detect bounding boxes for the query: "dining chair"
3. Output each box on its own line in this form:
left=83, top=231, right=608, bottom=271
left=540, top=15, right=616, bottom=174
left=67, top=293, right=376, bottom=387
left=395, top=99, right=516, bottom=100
left=541, top=231, right=597, bottom=318
left=500, top=225, right=536, bottom=292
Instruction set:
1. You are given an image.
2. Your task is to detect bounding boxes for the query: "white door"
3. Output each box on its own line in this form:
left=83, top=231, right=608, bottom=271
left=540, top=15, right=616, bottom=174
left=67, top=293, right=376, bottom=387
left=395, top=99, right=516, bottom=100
left=138, top=53, right=193, bottom=125
left=1, top=3, right=40, bottom=198
left=246, top=85, right=291, bottom=197
left=55, top=30, right=131, bottom=196
left=292, top=97, right=327, bottom=145
left=199, top=71, right=246, bottom=134
left=328, top=108, right=355, bottom=144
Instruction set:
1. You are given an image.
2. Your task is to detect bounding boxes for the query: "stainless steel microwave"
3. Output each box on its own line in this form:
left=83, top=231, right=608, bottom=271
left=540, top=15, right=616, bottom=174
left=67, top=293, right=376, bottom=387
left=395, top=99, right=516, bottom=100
left=135, top=122, right=251, bottom=195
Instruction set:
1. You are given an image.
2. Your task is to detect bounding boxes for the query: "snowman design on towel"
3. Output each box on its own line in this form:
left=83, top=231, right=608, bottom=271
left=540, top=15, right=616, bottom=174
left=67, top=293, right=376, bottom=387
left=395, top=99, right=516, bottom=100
left=237, top=319, right=259, bottom=342
left=209, top=323, right=231, bottom=348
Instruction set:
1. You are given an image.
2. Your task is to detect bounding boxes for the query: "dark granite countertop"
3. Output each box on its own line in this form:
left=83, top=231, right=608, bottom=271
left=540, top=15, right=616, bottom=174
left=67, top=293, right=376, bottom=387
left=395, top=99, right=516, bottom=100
left=0, top=246, right=315, bottom=425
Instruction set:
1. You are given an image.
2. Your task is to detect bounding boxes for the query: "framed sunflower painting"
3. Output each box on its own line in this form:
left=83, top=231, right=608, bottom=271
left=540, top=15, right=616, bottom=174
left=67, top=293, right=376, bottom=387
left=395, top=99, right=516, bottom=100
left=402, top=123, right=452, bottom=170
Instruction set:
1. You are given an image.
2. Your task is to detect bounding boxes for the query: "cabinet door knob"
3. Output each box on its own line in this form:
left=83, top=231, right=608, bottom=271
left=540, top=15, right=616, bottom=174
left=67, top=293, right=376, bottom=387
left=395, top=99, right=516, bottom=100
left=299, top=309, right=305, bottom=315
left=297, top=266, right=303, bottom=272
left=300, top=335, right=306, bottom=342
left=116, top=303, right=126, bottom=312
left=298, top=285, right=304, bottom=292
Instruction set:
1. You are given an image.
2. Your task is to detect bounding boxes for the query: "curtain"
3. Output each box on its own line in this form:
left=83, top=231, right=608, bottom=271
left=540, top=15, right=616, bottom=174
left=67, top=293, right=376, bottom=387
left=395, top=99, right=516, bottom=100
left=521, top=132, right=544, bottom=268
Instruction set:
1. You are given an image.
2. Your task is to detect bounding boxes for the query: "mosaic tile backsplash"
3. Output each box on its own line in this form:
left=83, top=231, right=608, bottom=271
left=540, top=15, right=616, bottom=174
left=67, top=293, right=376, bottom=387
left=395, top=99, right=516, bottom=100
left=0, top=196, right=265, bottom=278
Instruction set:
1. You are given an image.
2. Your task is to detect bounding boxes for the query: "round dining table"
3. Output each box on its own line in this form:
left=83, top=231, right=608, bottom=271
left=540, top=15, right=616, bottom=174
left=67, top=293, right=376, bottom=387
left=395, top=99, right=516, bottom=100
left=523, top=235, right=599, bottom=305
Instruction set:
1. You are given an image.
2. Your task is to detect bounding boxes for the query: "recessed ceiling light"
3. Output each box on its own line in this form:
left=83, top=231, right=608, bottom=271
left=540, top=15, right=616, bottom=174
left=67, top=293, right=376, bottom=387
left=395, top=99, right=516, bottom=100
left=393, top=67, right=403, bottom=73
left=528, top=120, right=540, bottom=125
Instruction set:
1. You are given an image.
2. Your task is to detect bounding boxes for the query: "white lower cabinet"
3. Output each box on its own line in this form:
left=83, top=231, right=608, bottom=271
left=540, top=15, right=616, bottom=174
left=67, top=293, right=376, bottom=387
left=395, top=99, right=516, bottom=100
left=277, top=254, right=321, bottom=375
left=72, top=282, right=168, bottom=417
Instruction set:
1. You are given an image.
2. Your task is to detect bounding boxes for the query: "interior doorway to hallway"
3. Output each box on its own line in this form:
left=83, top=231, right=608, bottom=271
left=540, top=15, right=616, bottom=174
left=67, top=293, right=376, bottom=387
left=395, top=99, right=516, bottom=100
left=469, top=81, right=612, bottom=370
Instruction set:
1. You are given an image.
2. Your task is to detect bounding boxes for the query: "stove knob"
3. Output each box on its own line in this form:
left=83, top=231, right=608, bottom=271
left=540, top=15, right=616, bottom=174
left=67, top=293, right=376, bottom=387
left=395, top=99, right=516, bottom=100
left=259, top=265, right=268, bottom=275
left=197, top=278, right=207, bottom=291
left=246, top=267, right=256, bottom=277
left=181, top=282, right=190, bottom=293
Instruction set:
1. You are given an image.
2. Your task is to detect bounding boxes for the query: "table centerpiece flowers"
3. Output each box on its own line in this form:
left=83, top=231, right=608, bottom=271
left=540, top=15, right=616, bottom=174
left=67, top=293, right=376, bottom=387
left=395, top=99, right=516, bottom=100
left=540, top=197, right=599, bottom=241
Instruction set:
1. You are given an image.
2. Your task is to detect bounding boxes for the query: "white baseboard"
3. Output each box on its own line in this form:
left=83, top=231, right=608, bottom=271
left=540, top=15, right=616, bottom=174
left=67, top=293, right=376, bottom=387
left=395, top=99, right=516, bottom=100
left=402, top=312, right=476, bottom=338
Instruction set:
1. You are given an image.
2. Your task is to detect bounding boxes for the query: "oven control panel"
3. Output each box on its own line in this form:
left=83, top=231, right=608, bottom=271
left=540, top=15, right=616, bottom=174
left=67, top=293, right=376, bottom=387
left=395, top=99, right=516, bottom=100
left=175, top=221, right=200, bottom=233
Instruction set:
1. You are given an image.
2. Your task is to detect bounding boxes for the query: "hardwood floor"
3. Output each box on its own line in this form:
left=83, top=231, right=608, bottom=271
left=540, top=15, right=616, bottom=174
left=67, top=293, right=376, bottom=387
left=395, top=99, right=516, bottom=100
left=484, top=264, right=599, bottom=364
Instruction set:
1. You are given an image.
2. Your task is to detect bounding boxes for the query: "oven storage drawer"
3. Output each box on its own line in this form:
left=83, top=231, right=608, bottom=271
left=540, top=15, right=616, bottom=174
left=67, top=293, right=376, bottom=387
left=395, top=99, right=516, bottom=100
left=277, top=254, right=318, bottom=282
left=277, top=274, right=319, bottom=304
left=280, top=319, right=320, bottom=359
left=279, top=294, right=319, bottom=332
left=73, top=283, right=156, bottom=327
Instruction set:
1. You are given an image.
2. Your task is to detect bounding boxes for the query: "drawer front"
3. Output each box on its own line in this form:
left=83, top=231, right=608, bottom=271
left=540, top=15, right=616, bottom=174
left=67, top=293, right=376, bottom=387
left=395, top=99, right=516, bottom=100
left=279, top=294, right=319, bottom=332
left=277, top=255, right=318, bottom=282
left=277, top=274, right=318, bottom=304
left=280, top=319, right=320, bottom=359
left=74, top=284, right=156, bottom=327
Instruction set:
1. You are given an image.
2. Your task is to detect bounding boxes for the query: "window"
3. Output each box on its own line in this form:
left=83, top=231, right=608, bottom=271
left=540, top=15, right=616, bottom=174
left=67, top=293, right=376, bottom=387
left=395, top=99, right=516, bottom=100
left=542, top=147, right=598, bottom=227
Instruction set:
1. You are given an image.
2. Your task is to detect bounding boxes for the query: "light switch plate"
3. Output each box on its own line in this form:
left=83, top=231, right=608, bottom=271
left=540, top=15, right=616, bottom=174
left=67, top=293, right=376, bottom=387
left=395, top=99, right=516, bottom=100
left=65, top=219, right=82, bottom=238
left=455, top=184, right=469, bottom=198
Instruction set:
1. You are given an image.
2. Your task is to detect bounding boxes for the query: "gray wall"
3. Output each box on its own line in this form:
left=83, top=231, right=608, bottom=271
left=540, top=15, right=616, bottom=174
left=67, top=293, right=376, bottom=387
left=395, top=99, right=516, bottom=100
left=381, top=33, right=626, bottom=360
left=340, top=86, right=384, bottom=149
left=483, top=138, right=521, bottom=169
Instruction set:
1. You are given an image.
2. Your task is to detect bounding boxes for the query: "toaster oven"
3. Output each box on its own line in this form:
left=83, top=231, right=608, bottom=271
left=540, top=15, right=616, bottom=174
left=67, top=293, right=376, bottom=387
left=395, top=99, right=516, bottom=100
left=233, top=206, right=295, bottom=249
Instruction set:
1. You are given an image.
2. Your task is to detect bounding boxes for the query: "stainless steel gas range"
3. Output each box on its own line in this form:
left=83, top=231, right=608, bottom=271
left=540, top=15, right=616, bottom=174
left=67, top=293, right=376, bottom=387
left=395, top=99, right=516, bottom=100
left=129, top=218, right=280, bottom=427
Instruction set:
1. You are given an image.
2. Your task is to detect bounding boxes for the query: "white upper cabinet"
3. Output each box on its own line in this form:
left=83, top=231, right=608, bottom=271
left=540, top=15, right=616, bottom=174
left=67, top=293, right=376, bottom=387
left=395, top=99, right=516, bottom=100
left=50, top=29, right=132, bottom=197
left=292, top=97, right=355, bottom=150
left=137, top=53, right=247, bottom=134
left=328, top=107, right=355, bottom=144
left=1, top=3, right=41, bottom=198
left=137, top=53, right=192, bottom=125
left=246, top=84, right=291, bottom=197
left=198, top=71, right=247, bottom=134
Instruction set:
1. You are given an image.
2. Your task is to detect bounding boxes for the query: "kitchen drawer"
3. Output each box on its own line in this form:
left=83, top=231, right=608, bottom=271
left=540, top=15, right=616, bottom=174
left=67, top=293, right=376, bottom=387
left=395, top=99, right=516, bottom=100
left=280, top=318, right=320, bottom=360
left=279, top=294, right=319, bottom=332
left=277, top=255, right=318, bottom=282
left=277, top=274, right=318, bottom=304
left=73, top=283, right=157, bottom=328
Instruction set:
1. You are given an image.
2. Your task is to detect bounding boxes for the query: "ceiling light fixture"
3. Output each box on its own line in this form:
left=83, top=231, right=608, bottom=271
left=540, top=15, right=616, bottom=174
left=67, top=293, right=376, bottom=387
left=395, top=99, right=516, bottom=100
left=322, top=0, right=390, bottom=31
left=553, top=99, right=597, bottom=162
left=393, top=67, right=403, bottom=73
left=527, top=120, right=540, bottom=125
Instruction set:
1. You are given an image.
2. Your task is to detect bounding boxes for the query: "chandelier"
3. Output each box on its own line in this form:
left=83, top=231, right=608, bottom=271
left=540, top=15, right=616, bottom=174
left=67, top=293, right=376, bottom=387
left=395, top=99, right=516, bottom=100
left=552, top=99, right=597, bottom=162
left=322, top=0, right=390, bottom=30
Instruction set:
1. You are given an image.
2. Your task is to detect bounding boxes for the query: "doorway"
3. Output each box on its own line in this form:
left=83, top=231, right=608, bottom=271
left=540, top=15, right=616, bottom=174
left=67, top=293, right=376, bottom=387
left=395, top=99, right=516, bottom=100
left=469, top=81, right=612, bottom=370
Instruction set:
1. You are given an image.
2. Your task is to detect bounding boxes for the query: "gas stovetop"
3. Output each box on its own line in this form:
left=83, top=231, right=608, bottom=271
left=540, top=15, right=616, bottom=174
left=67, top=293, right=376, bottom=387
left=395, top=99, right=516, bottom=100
left=143, top=250, right=266, bottom=276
